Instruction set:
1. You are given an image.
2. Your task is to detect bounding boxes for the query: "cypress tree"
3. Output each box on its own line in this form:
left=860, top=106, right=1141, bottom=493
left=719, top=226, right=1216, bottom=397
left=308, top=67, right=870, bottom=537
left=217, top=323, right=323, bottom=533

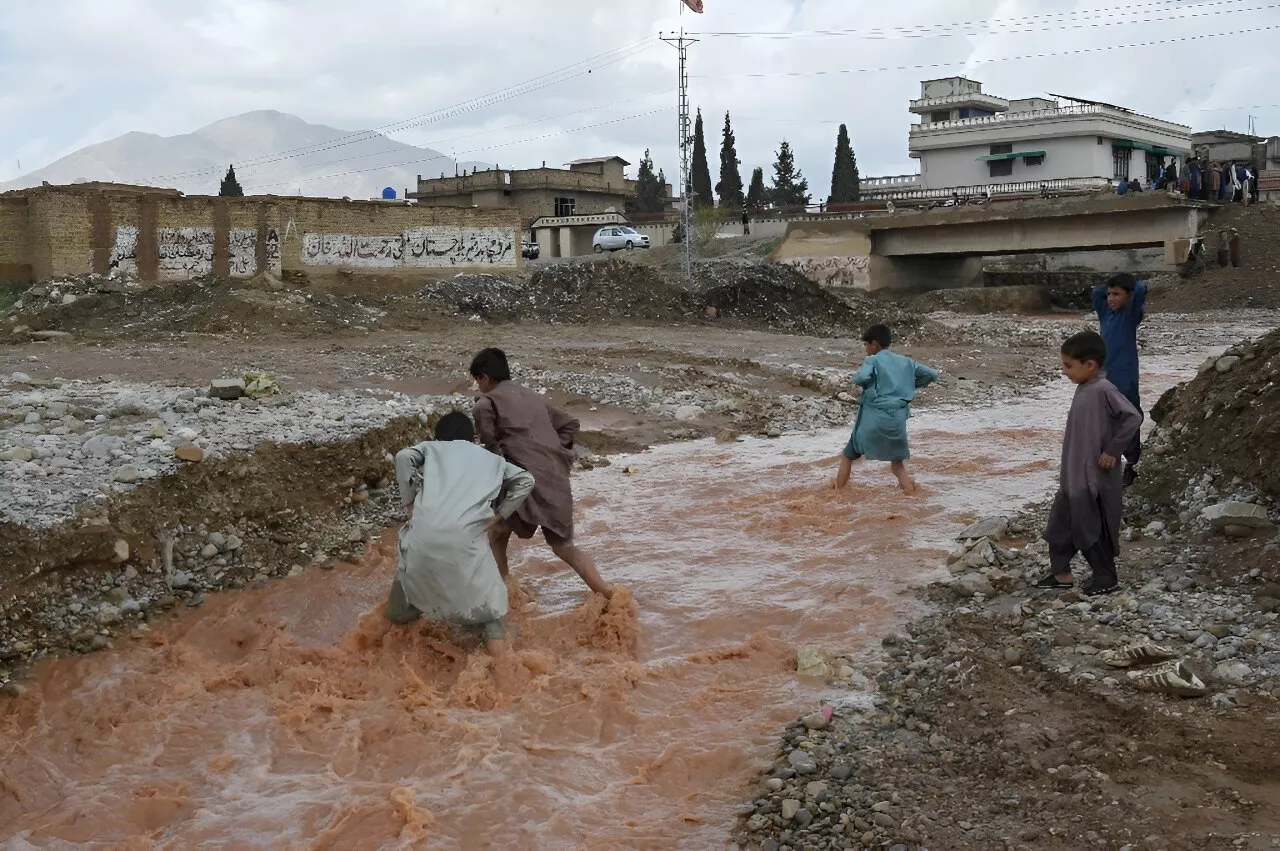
left=828, top=124, right=861, bottom=204
left=715, top=111, right=744, bottom=209
left=769, top=140, right=810, bottom=208
left=219, top=164, right=244, bottom=197
left=689, top=108, right=714, bottom=209
left=746, top=167, right=767, bottom=210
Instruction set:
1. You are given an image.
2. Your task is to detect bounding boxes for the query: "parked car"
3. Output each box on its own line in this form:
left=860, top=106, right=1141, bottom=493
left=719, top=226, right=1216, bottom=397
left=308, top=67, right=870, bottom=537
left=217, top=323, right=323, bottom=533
left=592, top=225, right=650, bottom=253
left=522, top=240, right=540, bottom=260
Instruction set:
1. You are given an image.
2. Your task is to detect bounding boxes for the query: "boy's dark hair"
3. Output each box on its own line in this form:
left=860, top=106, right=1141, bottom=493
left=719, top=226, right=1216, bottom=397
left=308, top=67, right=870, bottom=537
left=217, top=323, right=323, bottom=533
left=1061, top=330, right=1108, bottom=366
left=434, top=411, right=475, bottom=442
left=1105, top=272, right=1136, bottom=294
left=861, top=324, right=892, bottom=348
left=469, top=347, right=511, bottom=382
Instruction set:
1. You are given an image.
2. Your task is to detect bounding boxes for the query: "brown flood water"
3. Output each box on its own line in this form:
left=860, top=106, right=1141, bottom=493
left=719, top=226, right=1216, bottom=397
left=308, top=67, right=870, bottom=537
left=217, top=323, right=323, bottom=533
left=0, top=357, right=1198, bottom=850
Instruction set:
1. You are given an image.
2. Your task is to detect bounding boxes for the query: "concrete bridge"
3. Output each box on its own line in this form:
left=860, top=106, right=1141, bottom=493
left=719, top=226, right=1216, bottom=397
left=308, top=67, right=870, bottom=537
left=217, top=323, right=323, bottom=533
left=772, top=194, right=1211, bottom=295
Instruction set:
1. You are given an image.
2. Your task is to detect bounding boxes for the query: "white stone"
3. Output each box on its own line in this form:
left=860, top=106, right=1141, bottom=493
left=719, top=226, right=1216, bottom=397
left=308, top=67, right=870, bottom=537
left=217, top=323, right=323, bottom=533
left=1202, top=502, right=1271, bottom=530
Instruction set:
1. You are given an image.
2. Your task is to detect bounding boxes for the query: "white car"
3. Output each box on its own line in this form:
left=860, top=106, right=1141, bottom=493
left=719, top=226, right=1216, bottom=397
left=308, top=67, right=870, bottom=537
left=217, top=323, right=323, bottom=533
left=592, top=225, right=650, bottom=253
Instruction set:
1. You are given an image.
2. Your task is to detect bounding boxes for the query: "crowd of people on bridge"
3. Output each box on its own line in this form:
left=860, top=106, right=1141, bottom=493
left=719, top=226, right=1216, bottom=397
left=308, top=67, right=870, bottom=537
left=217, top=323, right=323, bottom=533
left=1118, top=154, right=1260, bottom=204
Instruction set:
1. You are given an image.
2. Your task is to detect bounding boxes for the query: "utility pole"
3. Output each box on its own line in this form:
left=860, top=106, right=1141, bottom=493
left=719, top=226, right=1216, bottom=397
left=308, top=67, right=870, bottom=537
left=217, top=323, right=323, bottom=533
left=661, top=23, right=698, bottom=280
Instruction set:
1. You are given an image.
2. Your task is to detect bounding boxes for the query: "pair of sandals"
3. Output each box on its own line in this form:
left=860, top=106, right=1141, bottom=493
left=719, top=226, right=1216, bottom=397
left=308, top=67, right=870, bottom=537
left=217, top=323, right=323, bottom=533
left=1034, top=574, right=1118, bottom=597
left=1100, top=641, right=1208, bottom=697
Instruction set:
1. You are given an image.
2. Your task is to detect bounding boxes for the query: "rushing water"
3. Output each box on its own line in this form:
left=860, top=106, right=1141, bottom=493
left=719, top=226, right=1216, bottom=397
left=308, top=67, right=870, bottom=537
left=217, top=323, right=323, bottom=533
left=0, top=336, right=1243, bottom=850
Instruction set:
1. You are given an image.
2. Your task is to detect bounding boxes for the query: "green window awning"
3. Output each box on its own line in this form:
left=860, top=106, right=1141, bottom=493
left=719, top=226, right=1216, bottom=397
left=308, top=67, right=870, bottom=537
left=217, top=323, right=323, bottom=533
left=976, top=150, right=1046, bottom=161
left=1113, top=140, right=1183, bottom=156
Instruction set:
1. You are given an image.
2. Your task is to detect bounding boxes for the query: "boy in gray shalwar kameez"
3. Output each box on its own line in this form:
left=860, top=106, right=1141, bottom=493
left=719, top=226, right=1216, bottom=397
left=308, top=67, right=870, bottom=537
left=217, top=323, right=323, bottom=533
left=1036, top=331, right=1142, bottom=597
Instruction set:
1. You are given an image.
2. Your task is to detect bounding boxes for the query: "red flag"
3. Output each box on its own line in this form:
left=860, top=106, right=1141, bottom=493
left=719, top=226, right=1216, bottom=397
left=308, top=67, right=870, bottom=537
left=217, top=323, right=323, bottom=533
left=682, top=0, right=704, bottom=12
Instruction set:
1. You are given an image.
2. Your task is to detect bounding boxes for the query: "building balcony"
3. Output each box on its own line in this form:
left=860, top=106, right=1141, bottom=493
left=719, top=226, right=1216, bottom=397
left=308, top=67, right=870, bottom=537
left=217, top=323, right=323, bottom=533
left=909, top=93, right=1010, bottom=114
left=910, top=103, right=1192, bottom=139
left=861, top=174, right=923, bottom=193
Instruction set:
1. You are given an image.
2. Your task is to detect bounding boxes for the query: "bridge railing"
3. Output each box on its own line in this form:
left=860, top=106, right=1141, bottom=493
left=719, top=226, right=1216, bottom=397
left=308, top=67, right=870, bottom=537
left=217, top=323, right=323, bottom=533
left=860, top=176, right=1113, bottom=201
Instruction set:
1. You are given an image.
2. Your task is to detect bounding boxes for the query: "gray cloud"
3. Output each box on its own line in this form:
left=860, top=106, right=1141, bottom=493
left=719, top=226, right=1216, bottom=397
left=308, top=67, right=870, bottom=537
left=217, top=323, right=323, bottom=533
left=2, top=0, right=1277, bottom=193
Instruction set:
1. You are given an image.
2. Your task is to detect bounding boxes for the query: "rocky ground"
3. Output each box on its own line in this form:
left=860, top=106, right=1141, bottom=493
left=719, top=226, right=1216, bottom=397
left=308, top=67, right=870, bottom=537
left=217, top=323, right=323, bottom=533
left=732, top=329, right=1280, bottom=850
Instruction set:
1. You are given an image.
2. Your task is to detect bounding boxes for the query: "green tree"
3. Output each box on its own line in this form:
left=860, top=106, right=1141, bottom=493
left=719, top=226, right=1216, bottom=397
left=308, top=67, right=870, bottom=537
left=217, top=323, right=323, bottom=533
left=769, top=140, right=810, bottom=208
left=746, top=167, right=767, bottom=210
left=219, top=164, right=244, bottom=197
left=690, top=108, right=714, bottom=209
left=630, top=149, right=666, bottom=214
left=828, top=124, right=861, bottom=204
left=715, top=111, right=744, bottom=210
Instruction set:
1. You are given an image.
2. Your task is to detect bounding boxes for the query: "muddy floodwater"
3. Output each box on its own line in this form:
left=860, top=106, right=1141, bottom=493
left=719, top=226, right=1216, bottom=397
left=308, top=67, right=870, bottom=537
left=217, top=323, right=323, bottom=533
left=0, top=336, right=1242, bottom=849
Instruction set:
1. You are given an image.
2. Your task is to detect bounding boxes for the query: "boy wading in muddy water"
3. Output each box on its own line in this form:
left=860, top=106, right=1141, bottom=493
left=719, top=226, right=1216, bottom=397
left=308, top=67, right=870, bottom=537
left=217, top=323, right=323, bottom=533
left=1036, top=331, right=1142, bottom=597
left=470, top=347, right=614, bottom=599
left=833, top=324, right=939, bottom=495
left=1093, top=272, right=1147, bottom=487
left=388, top=412, right=535, bottom=656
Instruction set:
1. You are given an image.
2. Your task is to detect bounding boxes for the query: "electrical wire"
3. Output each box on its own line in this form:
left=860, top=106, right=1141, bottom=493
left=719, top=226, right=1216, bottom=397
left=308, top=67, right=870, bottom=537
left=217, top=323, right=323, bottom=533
left=693, top=25, right=1280, bottom=79
left=690, top=0, right=1266, bottom=38
left=249, top=107, right=673, bottom=192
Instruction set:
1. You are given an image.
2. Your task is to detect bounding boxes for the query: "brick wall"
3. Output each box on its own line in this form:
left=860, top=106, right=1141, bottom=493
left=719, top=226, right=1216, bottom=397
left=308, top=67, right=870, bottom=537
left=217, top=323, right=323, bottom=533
left=2, top=184, right=523, bottom=284
left=0, top=197, right=31, bottom=283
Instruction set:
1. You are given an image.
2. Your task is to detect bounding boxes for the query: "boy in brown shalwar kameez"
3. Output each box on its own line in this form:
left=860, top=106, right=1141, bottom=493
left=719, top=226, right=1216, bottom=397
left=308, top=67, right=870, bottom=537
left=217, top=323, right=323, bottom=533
left=1036, top=331, right=1142, bottom=597
left=470, top=348, right=614, bottom=598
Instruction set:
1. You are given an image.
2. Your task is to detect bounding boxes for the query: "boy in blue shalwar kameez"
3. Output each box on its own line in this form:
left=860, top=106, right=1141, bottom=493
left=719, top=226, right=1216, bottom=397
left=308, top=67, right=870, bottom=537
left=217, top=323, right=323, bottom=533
left=1092, top=273, right=1147, bottom=487
left=833, top=324, right=940, bottom=494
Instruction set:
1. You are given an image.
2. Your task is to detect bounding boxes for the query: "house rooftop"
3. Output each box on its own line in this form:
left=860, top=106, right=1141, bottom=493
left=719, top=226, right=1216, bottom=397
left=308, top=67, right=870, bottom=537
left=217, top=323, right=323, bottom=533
left=565, top=156, right=631, bottom=167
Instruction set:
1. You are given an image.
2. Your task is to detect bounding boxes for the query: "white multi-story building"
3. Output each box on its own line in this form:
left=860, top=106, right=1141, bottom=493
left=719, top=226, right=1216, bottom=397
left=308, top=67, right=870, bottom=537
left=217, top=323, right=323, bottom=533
left=861, top=77, right=1193, bottom=199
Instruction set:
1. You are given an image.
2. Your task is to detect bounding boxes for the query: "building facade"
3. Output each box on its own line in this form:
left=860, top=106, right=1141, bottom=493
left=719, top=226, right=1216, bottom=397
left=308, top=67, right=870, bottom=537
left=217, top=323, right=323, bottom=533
left=863, top=77, right=1193, bottom=198
left=407, top=156, right=671, bottom=225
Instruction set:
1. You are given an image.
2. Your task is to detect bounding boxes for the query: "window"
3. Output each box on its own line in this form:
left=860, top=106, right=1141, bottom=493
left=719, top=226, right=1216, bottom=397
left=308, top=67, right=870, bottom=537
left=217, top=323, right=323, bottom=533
left=988, top=143, right=1013, bottom=178
left=1112, top=148, right=1132, bottom=180
left=554, top=197, right=576, bottom=216
left=1025, top=154, right=1044, bottom=166
left=929, top=110, right=950, bottom=123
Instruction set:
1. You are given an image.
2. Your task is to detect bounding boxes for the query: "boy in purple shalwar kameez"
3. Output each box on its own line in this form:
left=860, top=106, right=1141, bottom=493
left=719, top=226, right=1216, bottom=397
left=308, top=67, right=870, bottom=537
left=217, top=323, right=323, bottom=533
left=1036, top=331, right=1142, bottom=597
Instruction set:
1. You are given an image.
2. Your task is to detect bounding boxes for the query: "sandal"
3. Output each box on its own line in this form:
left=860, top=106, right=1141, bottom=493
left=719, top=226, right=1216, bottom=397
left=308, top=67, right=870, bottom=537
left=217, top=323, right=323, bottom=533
left=1099, top=641, right=1177, bottom=668
left=1128, top=660, right=1208, bottom=698
left=1034, top=574, right=1074, bottom=590
left=1084, top=581, right=1119, bottom=597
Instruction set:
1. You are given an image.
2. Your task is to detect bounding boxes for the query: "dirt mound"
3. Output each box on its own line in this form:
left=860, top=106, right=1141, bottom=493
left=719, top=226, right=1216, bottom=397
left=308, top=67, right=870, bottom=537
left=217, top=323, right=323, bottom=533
left=1137, top=325, right=1280, bottom=504
left=1148, top=205, right=1280, bottom=312
left=418, top=261, right=684, bottom=323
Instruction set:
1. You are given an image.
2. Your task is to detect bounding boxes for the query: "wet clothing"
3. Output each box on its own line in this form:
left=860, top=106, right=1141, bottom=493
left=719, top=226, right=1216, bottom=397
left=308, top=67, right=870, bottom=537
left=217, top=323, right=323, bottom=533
left=390, top=440, right=534, bottom=632
left=386, top=577, right=506, bottom=639
left=474, top=381, right=579, bottom=541
left=1093, top=280, right=1146, bottom=465
left=842, top=349, right=939, bottom=462
left=1044, top=373, right=1142, bottom=579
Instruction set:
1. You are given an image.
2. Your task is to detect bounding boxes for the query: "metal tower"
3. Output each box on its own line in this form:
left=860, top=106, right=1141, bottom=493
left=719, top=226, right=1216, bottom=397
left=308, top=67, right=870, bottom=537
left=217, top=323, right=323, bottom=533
left=661, top=29, right=698, bottom=279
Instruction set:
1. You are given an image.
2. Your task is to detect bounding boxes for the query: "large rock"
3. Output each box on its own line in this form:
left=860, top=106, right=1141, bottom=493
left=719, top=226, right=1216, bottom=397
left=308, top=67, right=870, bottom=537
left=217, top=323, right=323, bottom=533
left=1201, top=502, right=1272, bottom=530
left=796, top=646, right=831, bottom=677
left=955, top=572, right=996, bottom=598
left=208, top=378, right=246, bottom=400
left=957, top=516, right=1008, bottom=541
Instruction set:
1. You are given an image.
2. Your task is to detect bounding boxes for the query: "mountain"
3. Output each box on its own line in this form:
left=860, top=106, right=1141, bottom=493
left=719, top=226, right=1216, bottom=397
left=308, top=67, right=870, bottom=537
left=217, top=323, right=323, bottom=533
left=0, top=110, right=492, bottom=199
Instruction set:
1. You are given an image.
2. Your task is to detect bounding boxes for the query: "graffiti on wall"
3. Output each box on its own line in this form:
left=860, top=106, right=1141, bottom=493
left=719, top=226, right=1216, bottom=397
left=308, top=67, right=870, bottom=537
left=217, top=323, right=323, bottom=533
left=157, top=227, right=215, bottom=281
left=229, top=228, right=257, bottom=277
left=109, top=226, right=139, bottom=274
left=300, top=227, right=516, bottom=268
left=265, top=228, right=281, bottom=275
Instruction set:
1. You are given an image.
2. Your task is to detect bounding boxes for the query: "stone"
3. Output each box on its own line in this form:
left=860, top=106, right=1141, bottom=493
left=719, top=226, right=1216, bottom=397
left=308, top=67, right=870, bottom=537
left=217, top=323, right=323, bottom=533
left=672, top=405, right=703, bottom=421
left=794, top=808, right=814, bottom=828
left=955, top=572, right=995, bottom=598
left=764, top=777, right=784, bottom=792
left=1202, top=501, right=1271, bottom=530
left=802, top=710, right=831, bottom=732
left=1223, top=524, right=1258, bottom=539
left=796, top=646, right=831, bottom=678
left=787, top=749, right=818, bottom=775
left=872, top=812, right=899, bottom=829
left=209, top=378, right=246, bottom=400
left=781, top=799, right=802, bottom=820
left=207, top=532, right=227, bottom=551
left=0, top=447, right=34, bottom=462
left=828, top=763, right=853, bottom=781
left=169, top=571, right=193, bottom=590
left=120, top=599, right=141, bottom=615
left=200, top=544, right=219, bottom=560
left=1215, top=355, right=1241, bottom=373
left=175, top=443, right=204, bottom=463
left=804, top=780, right=828, bottom=798
left=1214, top=660, right=1252, bottom=685
left=1144, top=521, right=1167, bottom=536
left=224, top=535, right=243, bottom=551
left=113, top=466, right=142, bottom=484
left=958, top=516, right=1008, bottom=541
left=112, top=539, right=130, bottom=563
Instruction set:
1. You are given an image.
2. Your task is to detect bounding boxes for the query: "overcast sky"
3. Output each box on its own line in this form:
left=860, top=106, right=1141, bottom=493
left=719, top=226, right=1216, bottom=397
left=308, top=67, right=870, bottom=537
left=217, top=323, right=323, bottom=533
left=2, top=0, right=1278, bottom=195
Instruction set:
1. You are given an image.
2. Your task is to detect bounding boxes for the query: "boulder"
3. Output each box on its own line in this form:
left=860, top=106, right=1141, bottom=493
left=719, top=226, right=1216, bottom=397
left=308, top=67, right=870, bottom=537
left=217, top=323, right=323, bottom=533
left=1201, top=501, right=1271, bottom=530
left=957, top=516, right=1008, bottom=541
left=209, top=378, right=246, bottom=400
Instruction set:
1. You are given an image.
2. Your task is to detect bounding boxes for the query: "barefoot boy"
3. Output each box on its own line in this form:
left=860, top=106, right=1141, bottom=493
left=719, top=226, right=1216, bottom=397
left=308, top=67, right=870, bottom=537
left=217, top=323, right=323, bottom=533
left=388, top=412, right=534, bottom=656
left=1036, top=331, right=1142, bottom=597
left=834, top=324, right=939, bottom=494
left=469, top=347, right=614, bottom=598
left=1092, top=272, right=1147, bottom=486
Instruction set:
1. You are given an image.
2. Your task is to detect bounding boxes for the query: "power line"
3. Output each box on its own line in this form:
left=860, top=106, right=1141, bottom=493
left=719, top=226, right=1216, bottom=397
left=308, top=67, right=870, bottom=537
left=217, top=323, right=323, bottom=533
left=690, top=0, right=1262, bottom=38
left=251, top=108, right=673, bottom=192
left=693, top=25, right=1280, bottom=79
left=142, top=36, right=661, bottom=184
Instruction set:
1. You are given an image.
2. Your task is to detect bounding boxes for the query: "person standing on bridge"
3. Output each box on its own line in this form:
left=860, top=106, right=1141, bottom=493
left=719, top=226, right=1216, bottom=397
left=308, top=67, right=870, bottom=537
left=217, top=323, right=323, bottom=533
left=1092, top=272, right=1147, bottom=487
left=832, top=324, right=939, bottom=495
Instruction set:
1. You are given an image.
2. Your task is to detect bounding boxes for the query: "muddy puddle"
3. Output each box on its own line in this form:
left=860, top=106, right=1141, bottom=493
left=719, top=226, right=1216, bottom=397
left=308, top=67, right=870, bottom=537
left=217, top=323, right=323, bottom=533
left=0, top=338, right=1239, bottom=850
